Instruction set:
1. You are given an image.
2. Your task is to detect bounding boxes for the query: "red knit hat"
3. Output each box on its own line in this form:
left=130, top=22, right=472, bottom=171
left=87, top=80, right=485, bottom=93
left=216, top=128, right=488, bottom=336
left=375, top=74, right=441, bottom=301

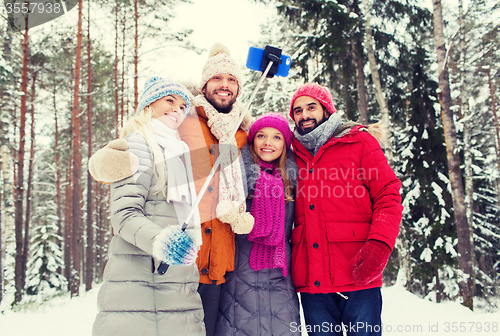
left=289, top=83, right=337, bottom=120
left=248, top=113, right=293, bottom=149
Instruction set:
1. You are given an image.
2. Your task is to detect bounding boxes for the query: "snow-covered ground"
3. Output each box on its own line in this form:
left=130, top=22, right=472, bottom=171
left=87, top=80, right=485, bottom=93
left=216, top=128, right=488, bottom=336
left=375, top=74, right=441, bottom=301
left=0, top=285, right=499, bottom=336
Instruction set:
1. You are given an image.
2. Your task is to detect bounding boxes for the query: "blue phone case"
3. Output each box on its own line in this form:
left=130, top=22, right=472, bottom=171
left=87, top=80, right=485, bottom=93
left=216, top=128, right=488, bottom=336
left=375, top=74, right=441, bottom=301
left=246, top=47, right=291, bottom=77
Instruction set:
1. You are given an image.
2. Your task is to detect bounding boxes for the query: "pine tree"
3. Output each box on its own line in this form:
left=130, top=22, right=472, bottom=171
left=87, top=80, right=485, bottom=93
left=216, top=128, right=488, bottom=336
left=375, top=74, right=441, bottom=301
left=25, top=150, right=67, bottom=301
left=397, top=48, right=457, bottom=301
left=25, top=217, right=66, bottom=300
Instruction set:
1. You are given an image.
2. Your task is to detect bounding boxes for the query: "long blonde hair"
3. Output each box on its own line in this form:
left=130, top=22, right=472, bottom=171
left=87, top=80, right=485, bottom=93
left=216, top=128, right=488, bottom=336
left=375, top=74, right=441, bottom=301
left=120, top=106, right=167, bottom=195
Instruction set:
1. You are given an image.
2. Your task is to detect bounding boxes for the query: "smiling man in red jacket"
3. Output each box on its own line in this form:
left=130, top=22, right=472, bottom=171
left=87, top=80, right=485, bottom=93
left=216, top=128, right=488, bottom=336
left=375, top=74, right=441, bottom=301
left=289, top=83, right=403, bottom=336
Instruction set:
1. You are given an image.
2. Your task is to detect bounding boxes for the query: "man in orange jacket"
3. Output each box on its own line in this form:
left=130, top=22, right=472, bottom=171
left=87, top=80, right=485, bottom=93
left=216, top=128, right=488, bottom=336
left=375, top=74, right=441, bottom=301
left=178, top=42, right=253, bottom=336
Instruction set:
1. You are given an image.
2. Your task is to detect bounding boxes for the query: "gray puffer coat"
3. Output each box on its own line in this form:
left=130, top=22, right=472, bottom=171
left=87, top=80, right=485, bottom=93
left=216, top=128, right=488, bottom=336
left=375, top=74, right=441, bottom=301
left=215, top=145, right=300, bottom=336
left=92, top=132, right=205, bottom=336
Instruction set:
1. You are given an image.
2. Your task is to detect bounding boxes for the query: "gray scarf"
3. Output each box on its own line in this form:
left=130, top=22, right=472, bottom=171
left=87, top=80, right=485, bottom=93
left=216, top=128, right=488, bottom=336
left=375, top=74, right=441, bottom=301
left=293, top=113, right=343, bottom=156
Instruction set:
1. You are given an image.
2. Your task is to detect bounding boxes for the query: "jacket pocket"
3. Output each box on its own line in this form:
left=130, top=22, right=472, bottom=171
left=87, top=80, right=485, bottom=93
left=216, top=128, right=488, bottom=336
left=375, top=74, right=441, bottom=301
left=325, top=222, right=370, bottom=287
left=290, top=225, right=308, bottom=288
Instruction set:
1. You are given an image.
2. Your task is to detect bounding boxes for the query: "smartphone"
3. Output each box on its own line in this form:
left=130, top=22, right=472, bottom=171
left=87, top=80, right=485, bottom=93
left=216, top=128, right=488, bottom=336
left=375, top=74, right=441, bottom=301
left=246, top=46, right=292, bottom=77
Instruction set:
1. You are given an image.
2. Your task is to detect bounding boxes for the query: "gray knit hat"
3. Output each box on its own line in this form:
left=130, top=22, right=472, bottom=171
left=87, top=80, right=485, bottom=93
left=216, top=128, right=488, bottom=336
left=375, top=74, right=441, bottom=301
left=137, top=76, right=191, bottom=115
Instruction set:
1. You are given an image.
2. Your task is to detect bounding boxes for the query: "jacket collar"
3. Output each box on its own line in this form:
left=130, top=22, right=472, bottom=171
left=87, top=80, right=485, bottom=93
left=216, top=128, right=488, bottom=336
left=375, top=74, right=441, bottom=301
left=293, top=124, right=364, bottom=164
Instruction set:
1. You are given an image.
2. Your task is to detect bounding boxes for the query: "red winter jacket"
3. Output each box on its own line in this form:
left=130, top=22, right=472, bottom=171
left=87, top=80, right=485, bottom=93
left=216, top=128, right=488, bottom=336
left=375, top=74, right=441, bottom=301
left=290, top=125, right=403, bottom=294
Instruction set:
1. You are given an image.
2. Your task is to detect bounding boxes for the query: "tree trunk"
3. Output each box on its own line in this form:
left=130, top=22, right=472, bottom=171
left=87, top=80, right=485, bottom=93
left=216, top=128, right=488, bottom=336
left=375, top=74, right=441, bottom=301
left=340, top=53, right=355, bottom=121
left=432, top=0, right=474, bottom=310
left=121, top=9, right=126, bottom=127
left=64, top=165, right=72, bottom=290
left=397, top=84, right=413, bottom=289
left=352, top=39, right=369, bottom=125
left=14, top=23, right=29, bottom=305
left=485, top=68, right=500, bottom=206
left=0, top=149, right=3, bottom=304
left=361, top=0, right=393, bottom=164
left=352, top=0, right=368, bottom=125
left=0, top=23, right=13, bottom=306
left=70, top=0, right=84, bottom=297
left=114, top=0, right=120, bottom=137
left=54, top=86, right=62, bottom=275
left=459, top=0, right=476, bottom=284
left=22, top=71, right=37, bottom=293
left=85, top=0, right=94, bottom=291
left=134, top=0, right=139, bottom=112
left=94, top=182, right=102, bottom=282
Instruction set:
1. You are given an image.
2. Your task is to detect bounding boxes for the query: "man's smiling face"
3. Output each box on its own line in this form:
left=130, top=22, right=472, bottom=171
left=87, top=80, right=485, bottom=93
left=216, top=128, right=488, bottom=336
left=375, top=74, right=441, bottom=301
left=292, top=96, right=330, bottom=134
left=202, top=73, right=239, bottom=114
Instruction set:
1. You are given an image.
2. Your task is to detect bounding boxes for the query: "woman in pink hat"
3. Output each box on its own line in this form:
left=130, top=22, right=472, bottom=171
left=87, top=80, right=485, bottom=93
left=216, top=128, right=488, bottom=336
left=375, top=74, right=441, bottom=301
left=215, top=113, right=301, bottom=335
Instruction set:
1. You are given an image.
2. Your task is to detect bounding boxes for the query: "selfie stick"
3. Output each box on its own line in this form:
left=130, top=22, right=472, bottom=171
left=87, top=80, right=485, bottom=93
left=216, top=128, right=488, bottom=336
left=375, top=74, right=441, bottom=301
left=156, top=54, right=281, bottom=275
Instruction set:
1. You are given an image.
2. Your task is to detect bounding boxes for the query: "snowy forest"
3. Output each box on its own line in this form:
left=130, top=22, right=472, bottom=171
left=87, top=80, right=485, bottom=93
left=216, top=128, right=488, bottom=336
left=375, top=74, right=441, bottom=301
left=0, top=0, right=499, bottom=314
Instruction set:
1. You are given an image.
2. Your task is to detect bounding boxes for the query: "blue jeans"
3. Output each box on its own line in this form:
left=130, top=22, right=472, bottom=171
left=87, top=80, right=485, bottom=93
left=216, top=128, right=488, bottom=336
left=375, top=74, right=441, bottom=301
left=300, top=288, right=383, bottom=336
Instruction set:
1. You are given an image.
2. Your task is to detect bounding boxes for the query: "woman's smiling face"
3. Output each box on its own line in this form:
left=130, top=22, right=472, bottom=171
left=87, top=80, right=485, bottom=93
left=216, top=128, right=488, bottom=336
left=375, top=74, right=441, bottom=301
left=150, top=94, right=186, bottom=130
left=253, top=127, right=285, bottom=163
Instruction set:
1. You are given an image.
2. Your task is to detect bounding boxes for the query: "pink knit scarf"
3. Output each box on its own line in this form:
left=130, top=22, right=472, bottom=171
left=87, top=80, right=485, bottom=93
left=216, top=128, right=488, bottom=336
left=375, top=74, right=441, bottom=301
left=248, top=160, right=287, bottom=277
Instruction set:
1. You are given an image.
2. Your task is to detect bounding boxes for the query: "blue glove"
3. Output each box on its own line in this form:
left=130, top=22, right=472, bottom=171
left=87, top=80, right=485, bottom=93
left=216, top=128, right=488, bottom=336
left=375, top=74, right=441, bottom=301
left=152, top=227, right=198, bottom=266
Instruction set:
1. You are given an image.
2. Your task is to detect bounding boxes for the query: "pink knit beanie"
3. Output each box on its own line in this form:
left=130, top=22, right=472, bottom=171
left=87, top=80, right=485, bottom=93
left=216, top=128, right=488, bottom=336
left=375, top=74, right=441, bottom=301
left=200, top=42, right=243, bottom=95
left=248, top=113, right=293, bottom=149
left=289, top=83, right=337, bottom=120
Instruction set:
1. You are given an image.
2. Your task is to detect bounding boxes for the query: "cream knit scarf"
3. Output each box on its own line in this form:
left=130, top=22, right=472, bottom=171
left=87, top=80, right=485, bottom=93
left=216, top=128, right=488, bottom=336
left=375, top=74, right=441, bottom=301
left=196, top=95, right=254, bottom=234
left=150, top=119, right=202, bottom=248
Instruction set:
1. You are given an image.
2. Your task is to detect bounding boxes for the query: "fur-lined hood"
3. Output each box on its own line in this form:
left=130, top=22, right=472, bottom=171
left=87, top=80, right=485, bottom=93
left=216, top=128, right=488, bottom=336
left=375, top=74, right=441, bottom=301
left=241, top=144, right=298, bottom=196
left=182, top=82, right=253, bottom=132
left=334, top=120, right=387, bottom=145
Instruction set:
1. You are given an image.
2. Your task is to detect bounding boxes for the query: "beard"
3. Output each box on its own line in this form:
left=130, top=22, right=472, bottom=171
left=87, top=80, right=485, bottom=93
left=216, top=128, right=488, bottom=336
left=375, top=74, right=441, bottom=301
left=296, top=118, right=318, bottom=135
left=204, top=89, right=237, bottom=114
left=296, top=113, right=329, bottom=135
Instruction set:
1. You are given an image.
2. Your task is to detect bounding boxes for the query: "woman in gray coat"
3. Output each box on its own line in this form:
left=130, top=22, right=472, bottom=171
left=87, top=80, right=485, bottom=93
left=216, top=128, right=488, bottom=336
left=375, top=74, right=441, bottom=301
left=215, top=113, right=301, bottom=335
left=91, top=77, right=205, bottom=336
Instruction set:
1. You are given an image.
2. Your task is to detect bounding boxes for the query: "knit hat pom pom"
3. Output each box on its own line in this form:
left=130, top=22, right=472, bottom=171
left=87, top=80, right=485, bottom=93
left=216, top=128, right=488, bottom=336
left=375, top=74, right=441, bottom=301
left=209, top=42, right=231, bottom=58
left=144, top=76, right=160, bottom=89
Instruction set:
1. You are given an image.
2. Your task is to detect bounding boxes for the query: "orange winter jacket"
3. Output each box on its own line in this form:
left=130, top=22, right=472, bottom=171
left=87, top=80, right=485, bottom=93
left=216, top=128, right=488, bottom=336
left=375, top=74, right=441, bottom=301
left=178, top=106, right=248, bottom=285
